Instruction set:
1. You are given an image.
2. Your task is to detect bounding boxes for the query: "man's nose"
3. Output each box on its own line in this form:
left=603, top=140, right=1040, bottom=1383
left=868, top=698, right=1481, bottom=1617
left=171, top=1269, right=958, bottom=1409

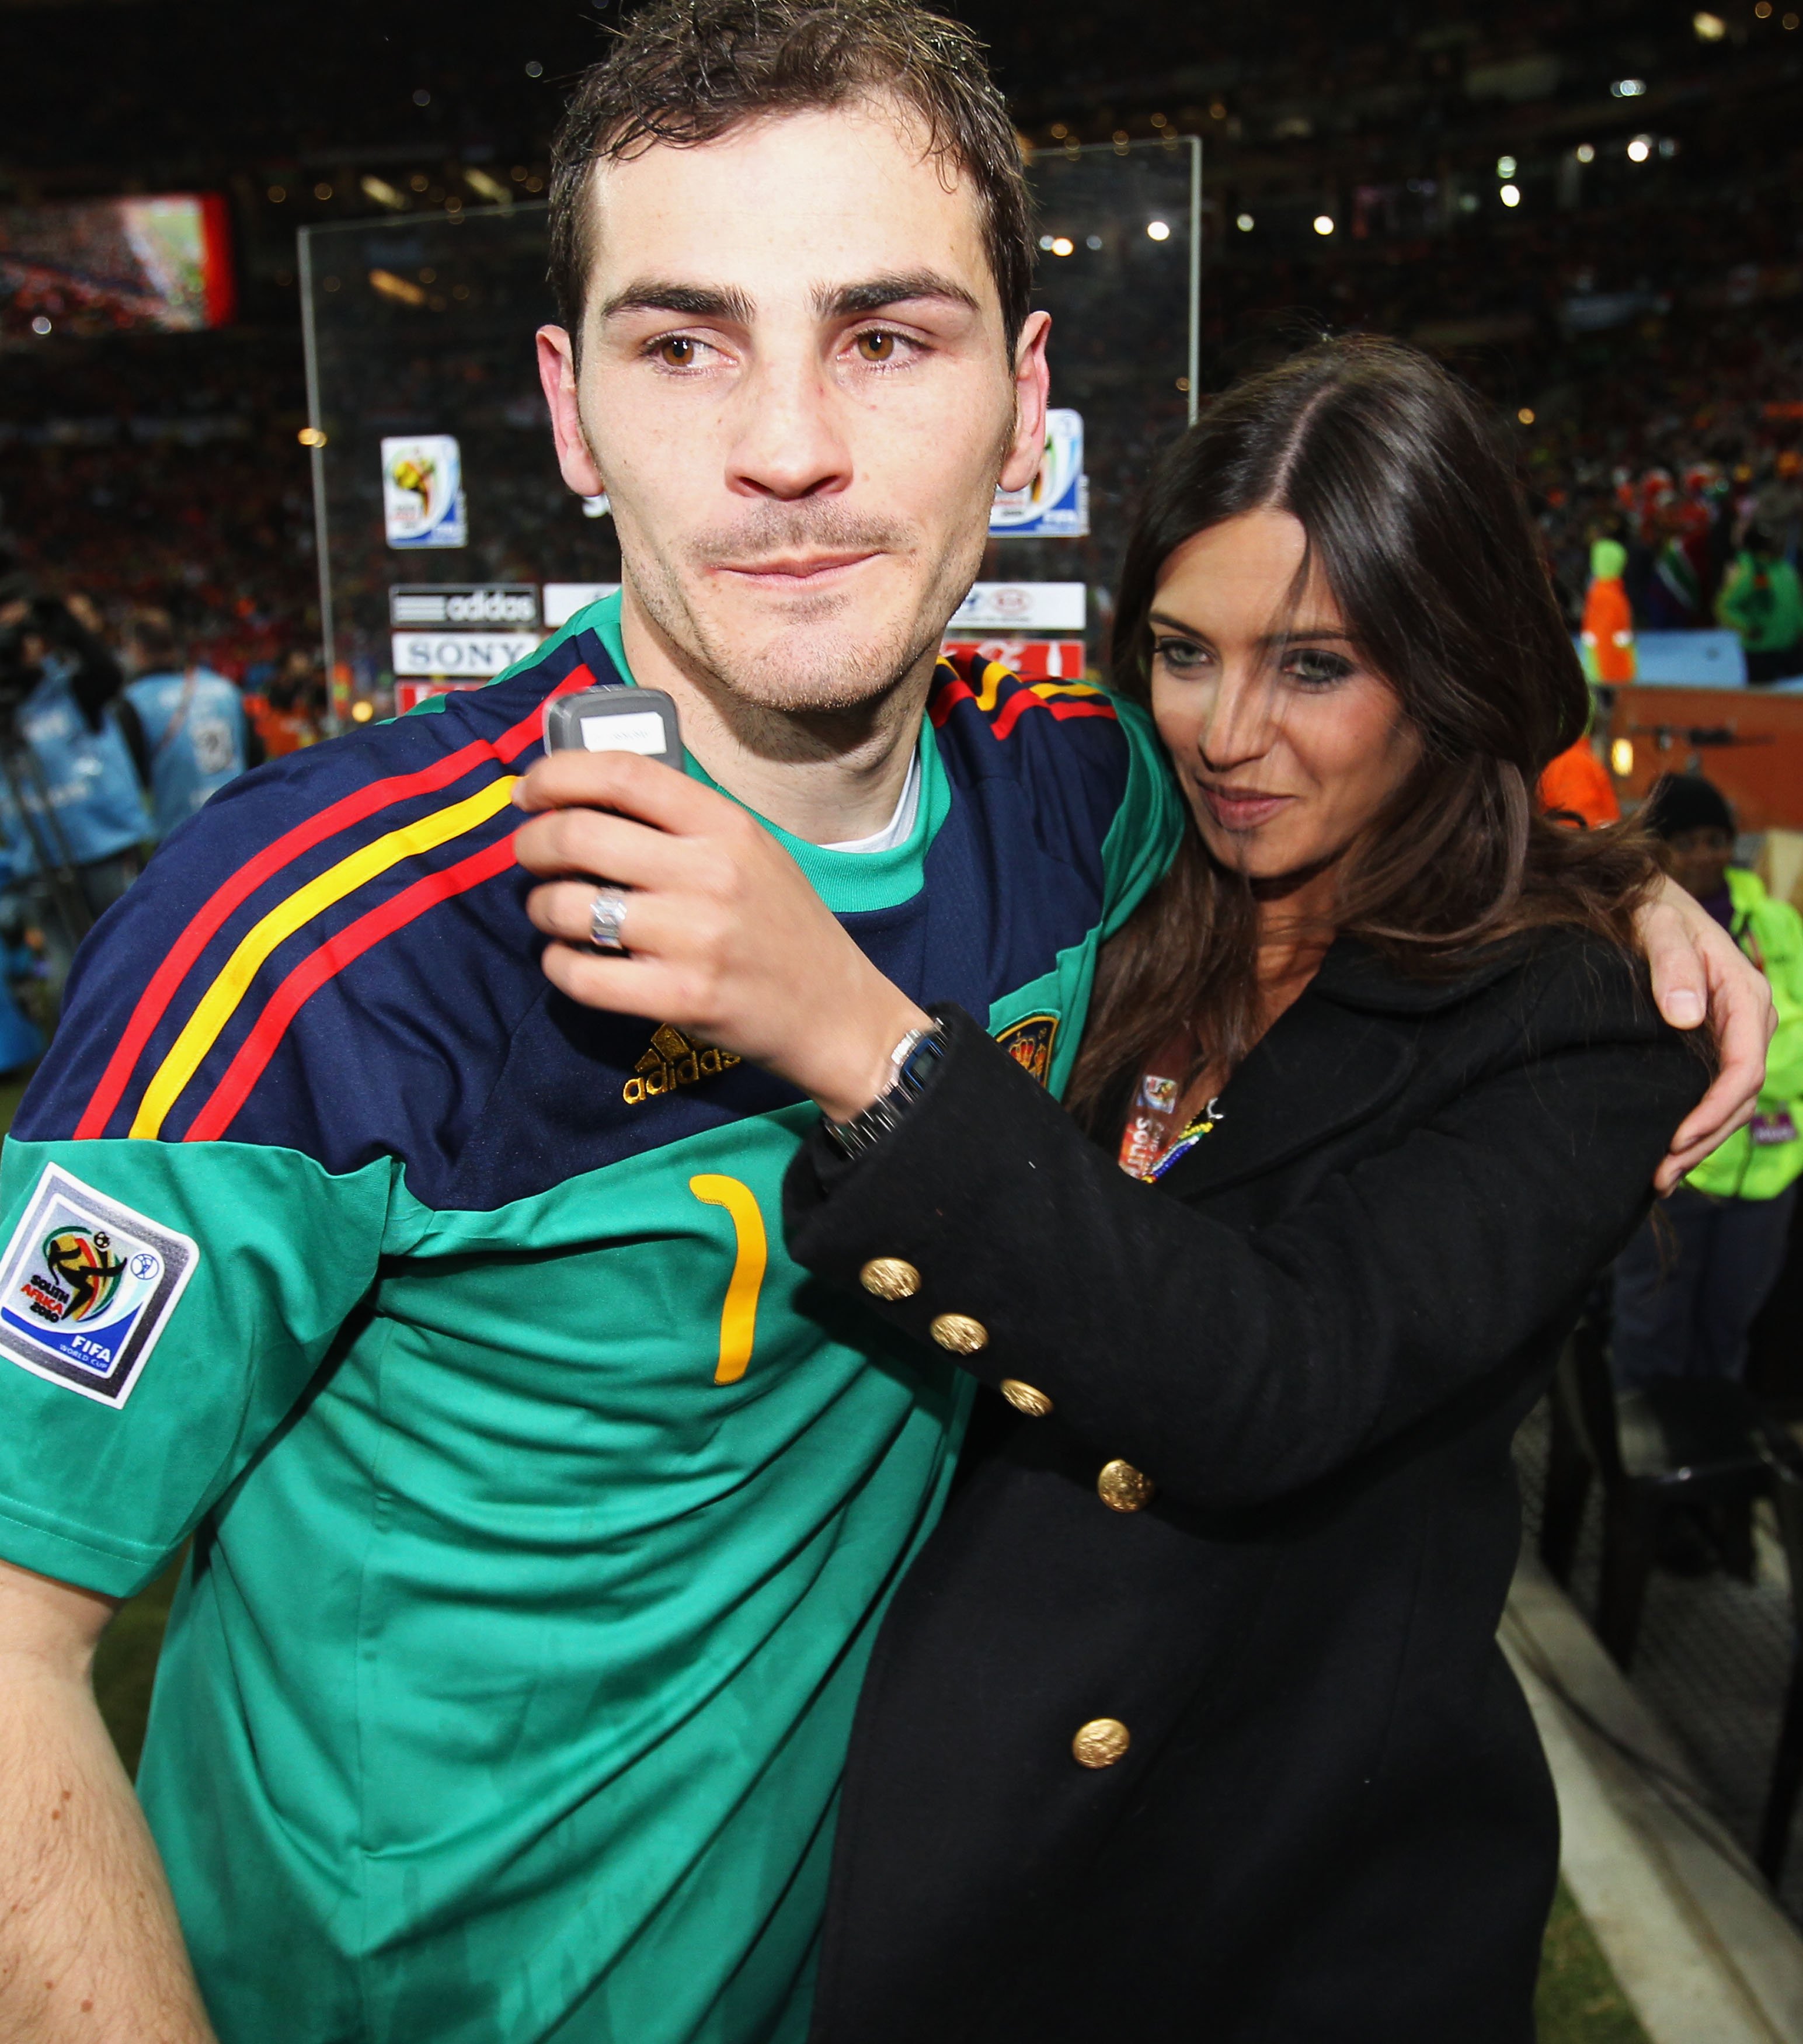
left=725, top=346, right=854, bottom=502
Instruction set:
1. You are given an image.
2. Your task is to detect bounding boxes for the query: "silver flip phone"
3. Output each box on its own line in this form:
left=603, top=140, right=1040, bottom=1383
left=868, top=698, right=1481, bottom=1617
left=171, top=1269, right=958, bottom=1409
left=543, top=685, right=683, bottom=763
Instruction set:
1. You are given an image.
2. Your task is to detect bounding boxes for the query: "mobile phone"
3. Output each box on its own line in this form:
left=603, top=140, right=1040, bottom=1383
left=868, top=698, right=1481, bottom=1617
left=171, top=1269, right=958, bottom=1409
left=544, top=685, right=683, bottom=763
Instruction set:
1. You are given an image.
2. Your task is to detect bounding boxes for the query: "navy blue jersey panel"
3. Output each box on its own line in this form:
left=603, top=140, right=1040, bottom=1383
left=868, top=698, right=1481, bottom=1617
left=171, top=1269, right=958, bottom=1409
left=16, top=639, right=1135, bottom=1221
left=15, top=627, right=624, bottom=1152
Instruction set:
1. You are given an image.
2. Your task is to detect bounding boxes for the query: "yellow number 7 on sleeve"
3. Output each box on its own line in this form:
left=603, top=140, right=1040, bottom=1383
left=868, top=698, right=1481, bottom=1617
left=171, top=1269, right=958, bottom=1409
left=688, top=1175, right=768, bottom=1385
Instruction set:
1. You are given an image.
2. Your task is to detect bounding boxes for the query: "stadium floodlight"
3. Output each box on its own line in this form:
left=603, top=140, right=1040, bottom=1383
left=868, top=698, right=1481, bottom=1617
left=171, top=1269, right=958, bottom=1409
left=369, top=269, right=428, bottom=307
left=1693, top=11, right=1727, bottom=35
left=1627, top=136, right=1652, bottom=162
left=464, top=167, right=512, bottom=207
left=1496, top=155, right=1517, bottom=178
left=1500, top=184, right=1522, bottom=207
left=1236, top=213, right=1255, bottom=232
left=1146, top=219, right=1171, bottom=241
left=1610, top=77, right=1647, bottom=96
left=1575, top=143, right=1596, bottom=162
left=1313, top=215, right=1335, bottom=236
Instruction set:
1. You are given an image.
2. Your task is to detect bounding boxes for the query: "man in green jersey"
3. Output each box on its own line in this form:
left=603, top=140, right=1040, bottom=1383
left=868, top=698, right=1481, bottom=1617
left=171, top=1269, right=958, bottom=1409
left=0, top=10, right=1175, bottom=2042
left=0, top=5, right=1769, bottom=2042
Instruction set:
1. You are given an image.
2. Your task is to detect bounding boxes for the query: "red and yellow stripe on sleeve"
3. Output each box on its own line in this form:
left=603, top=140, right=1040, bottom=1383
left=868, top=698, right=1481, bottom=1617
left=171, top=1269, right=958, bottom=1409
left=77, top=667, right=594, bottom=1143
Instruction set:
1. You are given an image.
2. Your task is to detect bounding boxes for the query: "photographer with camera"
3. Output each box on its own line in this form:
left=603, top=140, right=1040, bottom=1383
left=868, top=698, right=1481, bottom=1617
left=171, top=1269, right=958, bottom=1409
left=0, top=559, right=149, bottom=971
left=116, top=609, right=259, bottom=843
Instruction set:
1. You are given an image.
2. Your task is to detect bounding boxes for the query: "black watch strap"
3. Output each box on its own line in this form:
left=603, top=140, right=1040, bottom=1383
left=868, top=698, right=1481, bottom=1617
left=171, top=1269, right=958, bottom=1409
left=822, top=1013, right=951, bottom=1160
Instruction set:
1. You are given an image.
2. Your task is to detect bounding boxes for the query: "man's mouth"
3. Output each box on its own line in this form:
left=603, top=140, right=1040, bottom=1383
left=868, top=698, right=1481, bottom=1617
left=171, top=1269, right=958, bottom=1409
left=713, top=551, right=881, bottom=587
left=1196, top=783, right=1292, bottom=832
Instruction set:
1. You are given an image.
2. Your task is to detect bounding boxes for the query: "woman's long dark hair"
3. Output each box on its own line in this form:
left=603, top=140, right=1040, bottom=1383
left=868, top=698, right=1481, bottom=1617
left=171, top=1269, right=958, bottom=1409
left=1066, top=336, right=1660, bottom=1128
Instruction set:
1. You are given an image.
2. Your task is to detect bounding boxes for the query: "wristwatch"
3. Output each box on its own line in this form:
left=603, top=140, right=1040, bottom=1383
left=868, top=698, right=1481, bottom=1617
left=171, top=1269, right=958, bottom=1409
left=822, top=1013, right=951, bottom=1160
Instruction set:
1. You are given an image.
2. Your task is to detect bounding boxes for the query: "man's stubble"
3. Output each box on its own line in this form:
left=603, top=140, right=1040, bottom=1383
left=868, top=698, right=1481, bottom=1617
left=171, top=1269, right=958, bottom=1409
left=601, top=418, right=1013, bottom=760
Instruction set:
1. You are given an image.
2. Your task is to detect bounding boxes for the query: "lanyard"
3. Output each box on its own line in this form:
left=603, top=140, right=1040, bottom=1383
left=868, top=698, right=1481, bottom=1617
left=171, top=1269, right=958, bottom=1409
left=1141, top=1097, right=1224, bottom=1183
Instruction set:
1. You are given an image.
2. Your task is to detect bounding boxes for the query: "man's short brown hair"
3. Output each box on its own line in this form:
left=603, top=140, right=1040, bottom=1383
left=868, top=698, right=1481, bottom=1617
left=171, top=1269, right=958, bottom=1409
left=548, top=0, right=1033, bottom=353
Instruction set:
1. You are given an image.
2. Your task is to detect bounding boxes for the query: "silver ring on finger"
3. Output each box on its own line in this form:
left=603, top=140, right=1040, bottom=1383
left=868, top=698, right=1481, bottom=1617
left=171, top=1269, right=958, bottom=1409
left=588, top=888, right=629, bottom=955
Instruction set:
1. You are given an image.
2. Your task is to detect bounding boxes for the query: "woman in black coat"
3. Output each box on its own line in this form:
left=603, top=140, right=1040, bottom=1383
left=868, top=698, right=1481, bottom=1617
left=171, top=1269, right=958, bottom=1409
left=517, top=339, right=1720, bottom=2039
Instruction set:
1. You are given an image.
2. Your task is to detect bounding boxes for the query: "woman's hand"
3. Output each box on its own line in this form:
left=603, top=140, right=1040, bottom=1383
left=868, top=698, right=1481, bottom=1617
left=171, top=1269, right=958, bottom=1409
left=1635, top=873, right=1776, bottom=1194
left=512, top=750, right=931, bottom=1124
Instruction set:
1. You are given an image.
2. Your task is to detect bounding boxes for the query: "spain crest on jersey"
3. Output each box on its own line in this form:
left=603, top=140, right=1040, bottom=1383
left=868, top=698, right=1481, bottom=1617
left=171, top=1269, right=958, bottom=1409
left=995, top=1012, right=1059, bottom=1087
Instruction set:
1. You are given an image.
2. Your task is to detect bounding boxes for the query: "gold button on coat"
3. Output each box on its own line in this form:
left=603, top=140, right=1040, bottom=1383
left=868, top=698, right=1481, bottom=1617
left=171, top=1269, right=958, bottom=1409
left=1097, top=1459, right=1155, bottom=1513
left=930, top=1312, right=988, bottom=1355
left=1072, top=1718, right=1132, bottom=1769
left=859, top=1257, right=921, bottom=1302
left=999, top=1378, right=1053, bottom=1417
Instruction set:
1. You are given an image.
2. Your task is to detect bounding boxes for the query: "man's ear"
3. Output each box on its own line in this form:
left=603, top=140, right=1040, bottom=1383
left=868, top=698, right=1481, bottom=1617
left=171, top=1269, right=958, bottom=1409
left=998, top=310, right=1052, bottom=495
left=537, top=325, right=607, bottom=499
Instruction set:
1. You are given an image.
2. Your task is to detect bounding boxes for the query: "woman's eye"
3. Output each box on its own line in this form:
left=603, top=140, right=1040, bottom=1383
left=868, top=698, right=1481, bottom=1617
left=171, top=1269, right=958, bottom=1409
left=1152, top=636, right=1209, bottom=672
left=1285, top=649, right=1355, bottom=687
left=853, top=330, right=903, bottom=364
left=652, top=336, right=704, bottom=369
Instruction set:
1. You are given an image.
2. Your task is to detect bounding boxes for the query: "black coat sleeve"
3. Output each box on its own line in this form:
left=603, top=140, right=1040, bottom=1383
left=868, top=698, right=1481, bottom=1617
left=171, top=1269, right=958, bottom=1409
left=782, top=954, right=1707, bottom=1512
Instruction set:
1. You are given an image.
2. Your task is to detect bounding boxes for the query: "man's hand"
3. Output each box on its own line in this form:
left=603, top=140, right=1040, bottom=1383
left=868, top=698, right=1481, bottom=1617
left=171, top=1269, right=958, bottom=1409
left=1636, top=873, right=1776, bottom=1195
left=0, top=1558, right=215, bottom=2042
left=513, top=751, right=930, bottom=1124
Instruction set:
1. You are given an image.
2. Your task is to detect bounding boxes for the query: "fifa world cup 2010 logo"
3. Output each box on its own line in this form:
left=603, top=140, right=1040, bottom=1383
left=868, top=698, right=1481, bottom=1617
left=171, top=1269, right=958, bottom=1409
left=39, top=1228, right=128, bottom=1323
left=389, top=454, right=436, bottom=522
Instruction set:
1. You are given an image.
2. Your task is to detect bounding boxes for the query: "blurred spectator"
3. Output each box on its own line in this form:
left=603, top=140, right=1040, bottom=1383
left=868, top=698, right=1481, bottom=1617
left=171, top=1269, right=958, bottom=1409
left=117, top=607, right=259, bottom=841
left=1539, top=726, right=1620, bottom=829
left=242, top=648, right=323, bottom=757
left=0, top=561, right=147, bottom=925
left=1613, top=774, right=1803, bottom=1394
left=1716, top=526, right=1803, bottom=685
left=1579, top=538, right=1637, bottom=684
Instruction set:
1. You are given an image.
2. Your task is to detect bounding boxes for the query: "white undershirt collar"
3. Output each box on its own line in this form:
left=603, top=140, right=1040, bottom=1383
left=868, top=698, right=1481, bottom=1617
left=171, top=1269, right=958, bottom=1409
left=819, top=748, right=922, bottom=856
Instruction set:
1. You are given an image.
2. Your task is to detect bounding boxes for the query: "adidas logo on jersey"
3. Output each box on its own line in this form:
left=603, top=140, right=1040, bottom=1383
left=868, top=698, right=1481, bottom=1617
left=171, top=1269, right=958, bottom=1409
left=622, top=1024, right=741, bottom=1106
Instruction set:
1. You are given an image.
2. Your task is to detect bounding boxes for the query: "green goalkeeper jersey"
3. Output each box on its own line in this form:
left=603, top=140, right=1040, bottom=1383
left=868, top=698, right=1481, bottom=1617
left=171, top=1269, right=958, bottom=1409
left=0, top=595, right=1179, bottom=2043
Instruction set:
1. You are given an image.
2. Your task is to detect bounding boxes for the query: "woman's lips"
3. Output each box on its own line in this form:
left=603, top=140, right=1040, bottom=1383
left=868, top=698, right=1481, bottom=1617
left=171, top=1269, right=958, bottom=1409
left=1196, top=784, right=1292, bottom=832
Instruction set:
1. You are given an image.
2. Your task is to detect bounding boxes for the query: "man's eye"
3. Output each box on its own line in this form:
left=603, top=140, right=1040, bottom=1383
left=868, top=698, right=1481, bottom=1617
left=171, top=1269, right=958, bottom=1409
left=653, top=336, right=702, bottom=368
left=854, top=331, right=901, bottom=363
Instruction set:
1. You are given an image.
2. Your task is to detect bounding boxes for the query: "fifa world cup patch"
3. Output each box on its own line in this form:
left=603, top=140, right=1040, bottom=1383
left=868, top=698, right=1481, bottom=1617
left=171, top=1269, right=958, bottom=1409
left=623, top=1023, right=742, bottom=1106
left=994, top=1012, right=1059, bottom=1087
left=0, top=1166, right=198, bottom=1407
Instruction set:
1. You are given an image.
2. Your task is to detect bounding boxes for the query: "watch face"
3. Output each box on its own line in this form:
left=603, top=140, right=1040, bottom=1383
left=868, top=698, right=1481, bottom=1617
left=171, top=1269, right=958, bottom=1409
left=899, top=1031, right=946, bottom=1091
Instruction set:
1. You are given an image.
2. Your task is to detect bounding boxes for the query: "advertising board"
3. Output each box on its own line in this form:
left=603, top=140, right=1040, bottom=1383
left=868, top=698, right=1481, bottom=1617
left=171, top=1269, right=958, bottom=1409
left=382, top=435, right=468, bottom=550
left=990, top=411, right=1088, bottom=538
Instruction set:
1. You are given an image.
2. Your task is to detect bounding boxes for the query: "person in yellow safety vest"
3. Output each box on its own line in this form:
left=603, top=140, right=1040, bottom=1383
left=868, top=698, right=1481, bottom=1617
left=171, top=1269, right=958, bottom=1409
left=1612, top=773, right=1803, bottom=1400
left=1580, top=536, right=1637, bottom=684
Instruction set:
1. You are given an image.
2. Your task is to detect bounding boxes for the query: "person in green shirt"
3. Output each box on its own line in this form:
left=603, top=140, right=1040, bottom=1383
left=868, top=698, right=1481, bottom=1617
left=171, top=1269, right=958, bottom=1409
left=1716, top=526, right=1803, bottom=684
left=1613, top=772, right=1803, bottom=1390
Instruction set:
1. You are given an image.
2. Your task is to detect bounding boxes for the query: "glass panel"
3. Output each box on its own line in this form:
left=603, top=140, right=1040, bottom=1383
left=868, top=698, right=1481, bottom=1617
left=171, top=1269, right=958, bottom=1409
left=300, top=137, right=1198, bottom=724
